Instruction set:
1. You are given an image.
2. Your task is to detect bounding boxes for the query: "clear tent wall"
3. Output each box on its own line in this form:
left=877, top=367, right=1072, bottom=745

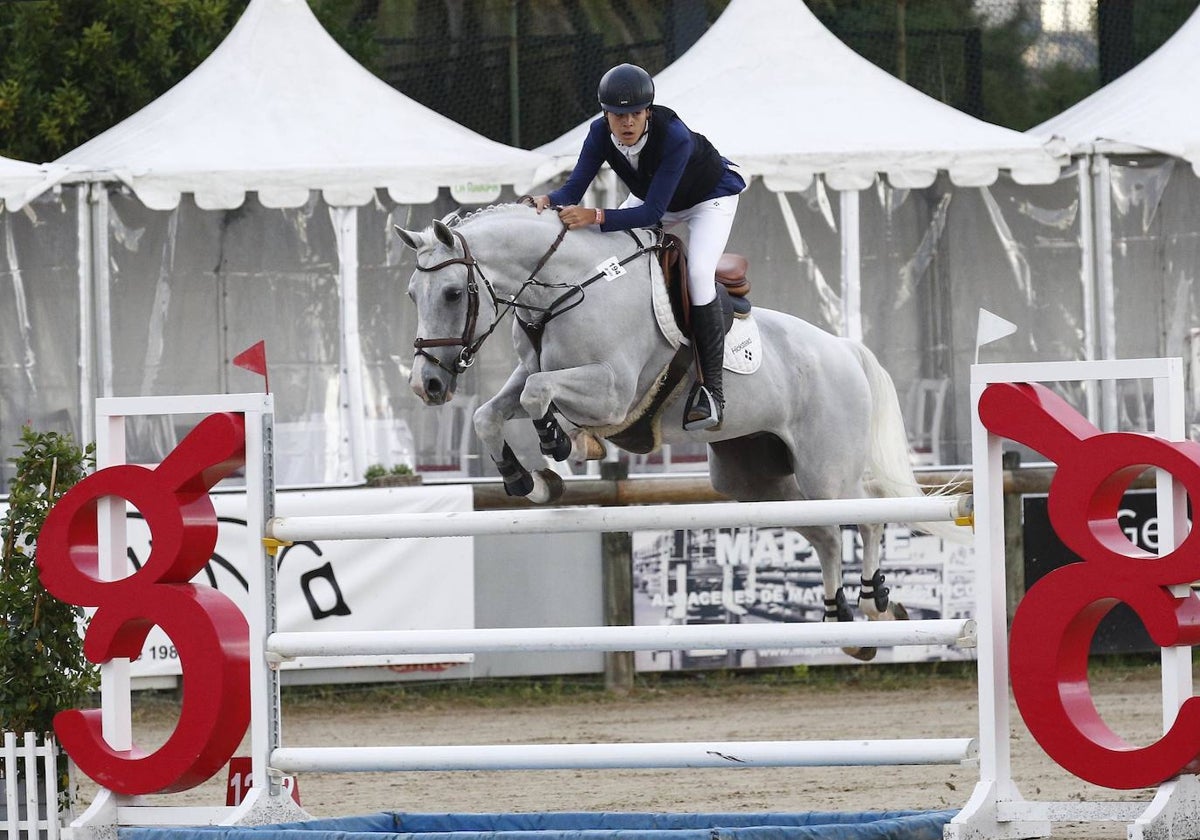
left=0, top=188, right=84, bottom=486
left=0, top=169, right=1146, bottom=487
left=83, top=183, right=551, bottom=486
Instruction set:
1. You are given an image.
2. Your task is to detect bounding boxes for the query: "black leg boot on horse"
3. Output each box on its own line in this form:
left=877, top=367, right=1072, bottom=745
left=683, top=299, right=726, bottom=431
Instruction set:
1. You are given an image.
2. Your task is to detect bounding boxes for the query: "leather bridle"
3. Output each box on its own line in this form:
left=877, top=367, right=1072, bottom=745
left=411, top=221, right=656, bottom=380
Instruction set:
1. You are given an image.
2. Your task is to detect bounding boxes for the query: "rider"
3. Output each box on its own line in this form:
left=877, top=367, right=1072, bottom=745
left=530, top=63, right=746, bottom=432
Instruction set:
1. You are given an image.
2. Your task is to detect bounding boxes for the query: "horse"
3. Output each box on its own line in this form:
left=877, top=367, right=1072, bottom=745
left=394, top=203, right=958, bottom=659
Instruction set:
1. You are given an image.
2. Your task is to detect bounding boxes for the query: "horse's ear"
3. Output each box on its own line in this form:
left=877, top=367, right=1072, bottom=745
left=393, top=225, right=425, bottom=251
left=431, top=218, right=457, bottom=249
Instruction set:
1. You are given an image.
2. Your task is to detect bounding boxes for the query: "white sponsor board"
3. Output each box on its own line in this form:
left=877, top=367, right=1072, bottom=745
left=6, top=484, right=475, bottom=680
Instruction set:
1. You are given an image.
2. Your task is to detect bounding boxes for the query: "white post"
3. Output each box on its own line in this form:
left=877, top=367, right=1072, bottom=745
left=332, top=206, right=367, bottom=483
left=839, top=188, right=862, bottom=342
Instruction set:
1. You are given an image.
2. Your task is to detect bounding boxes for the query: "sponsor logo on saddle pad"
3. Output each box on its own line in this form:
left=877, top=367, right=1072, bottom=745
left=648, top=275, right=762, bottom=375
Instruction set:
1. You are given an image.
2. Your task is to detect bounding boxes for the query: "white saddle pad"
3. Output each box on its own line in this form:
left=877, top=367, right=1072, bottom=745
left=650, top=278, right=762, bottom=375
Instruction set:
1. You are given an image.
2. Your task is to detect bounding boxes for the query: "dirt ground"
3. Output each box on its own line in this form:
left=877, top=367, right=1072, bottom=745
left=71, top=663, right=1174, bottom=838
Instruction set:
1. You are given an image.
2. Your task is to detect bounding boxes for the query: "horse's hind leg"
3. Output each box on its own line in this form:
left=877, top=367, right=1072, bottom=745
left=800, top=524, right=873, bottom=662
left=858, top=522, right=908, bottom=621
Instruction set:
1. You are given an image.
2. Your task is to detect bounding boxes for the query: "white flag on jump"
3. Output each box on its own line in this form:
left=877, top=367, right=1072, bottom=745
left=975, top=309, right=1017, bottom=363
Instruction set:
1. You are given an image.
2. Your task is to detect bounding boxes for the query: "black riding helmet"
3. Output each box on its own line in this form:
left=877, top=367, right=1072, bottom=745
left=597, top=63, right=654, bottom=114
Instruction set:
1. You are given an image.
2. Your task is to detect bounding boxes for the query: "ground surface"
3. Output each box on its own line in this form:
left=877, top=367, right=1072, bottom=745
left=76, top=663, right=1172, bottom=838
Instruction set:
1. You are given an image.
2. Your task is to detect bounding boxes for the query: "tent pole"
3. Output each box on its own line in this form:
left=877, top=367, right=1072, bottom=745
left=333, top=205, right=367, bottom=483
left=1077, top=156, right=1100, bottom=425
left=839, top=188, right=862, bottom=342
left=78, top=184, right=95, bottom=447
left=1093, top=154, right=1118, bottom=427
left=92, top=185, right=114, bottom=402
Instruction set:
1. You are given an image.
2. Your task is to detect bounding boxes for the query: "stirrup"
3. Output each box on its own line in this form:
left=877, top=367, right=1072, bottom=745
left=683, top=384, right=722, bottom=431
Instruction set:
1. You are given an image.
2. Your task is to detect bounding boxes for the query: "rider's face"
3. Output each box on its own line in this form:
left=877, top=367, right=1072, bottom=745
left=606, top=109, right=649, bottom=147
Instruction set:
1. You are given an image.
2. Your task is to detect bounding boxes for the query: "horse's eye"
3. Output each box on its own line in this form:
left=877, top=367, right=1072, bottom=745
left=443, top=287, right=463, bottom=303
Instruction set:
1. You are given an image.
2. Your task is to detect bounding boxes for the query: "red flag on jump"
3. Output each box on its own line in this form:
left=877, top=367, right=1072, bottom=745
left=232, top=341, right=269, bottom=393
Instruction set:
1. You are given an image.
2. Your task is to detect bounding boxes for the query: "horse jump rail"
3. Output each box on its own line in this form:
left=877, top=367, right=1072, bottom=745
left=266, top=619, right=976, bottom=661
left=270, top=738, right=979, bottom=774
left=266, top=495, right=972, bottom=541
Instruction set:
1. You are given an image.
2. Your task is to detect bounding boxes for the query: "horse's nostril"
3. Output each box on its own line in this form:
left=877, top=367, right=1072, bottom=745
left=426, top=378, right=444, bottom=397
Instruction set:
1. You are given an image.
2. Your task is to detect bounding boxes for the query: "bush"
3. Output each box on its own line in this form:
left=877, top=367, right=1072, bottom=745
left=0, top=425, right=98, bottom=735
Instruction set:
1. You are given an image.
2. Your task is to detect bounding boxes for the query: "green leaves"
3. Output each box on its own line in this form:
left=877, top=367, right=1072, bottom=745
left=0, top=426, right=97, bottom=735
left=0, top=0, right=249, bottom=161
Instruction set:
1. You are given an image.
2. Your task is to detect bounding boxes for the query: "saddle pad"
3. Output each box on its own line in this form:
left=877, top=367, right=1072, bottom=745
left=650, top=274, right=761, bottom=375
left=723, top=314, right=761, bottom=375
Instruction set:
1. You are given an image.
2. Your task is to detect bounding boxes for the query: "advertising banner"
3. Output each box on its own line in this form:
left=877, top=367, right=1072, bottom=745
left=632, top=524, right=975, bottom=670
left=96, top=483, right=474, bottom=679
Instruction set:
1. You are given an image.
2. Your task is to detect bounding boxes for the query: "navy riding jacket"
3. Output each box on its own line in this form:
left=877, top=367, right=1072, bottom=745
left=549, top=105, right=745, bottom=232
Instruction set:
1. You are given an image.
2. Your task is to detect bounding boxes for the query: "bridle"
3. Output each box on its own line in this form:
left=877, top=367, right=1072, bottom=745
left=411, top=220, right=659, bottom=379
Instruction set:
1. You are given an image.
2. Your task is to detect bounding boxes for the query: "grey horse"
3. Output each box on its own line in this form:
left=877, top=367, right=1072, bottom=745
left=395, top=203, right=954, bottom=652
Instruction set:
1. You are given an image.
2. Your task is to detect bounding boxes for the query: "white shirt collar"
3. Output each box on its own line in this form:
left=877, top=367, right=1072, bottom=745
left=612, top=127, right=649, bottom=162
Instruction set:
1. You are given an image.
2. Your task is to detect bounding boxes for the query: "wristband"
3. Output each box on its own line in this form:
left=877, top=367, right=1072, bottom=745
left=595, top=208, right=605, bottom=225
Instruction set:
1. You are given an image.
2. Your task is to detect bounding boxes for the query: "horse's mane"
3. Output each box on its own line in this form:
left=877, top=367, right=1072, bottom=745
left=455, top=202, right=545, bottom=227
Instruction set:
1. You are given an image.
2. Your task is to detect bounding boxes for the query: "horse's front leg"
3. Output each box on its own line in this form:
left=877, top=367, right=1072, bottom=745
left=474, top=364, right=546, bottom=500
left=520, top=362, right=632, bottom=465
left=474, top=364, right=582, bottom=504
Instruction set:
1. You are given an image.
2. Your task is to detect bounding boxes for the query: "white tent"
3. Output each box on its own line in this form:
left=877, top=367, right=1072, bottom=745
left=538, top=0, right=1071, bottom=399
left=0, top=155, right=63, bottom=210
left=1033, top=9, right=1200, bottom=168
left=57, top=0, right=552, bottom=209
left=1030, top=8, right=1200, bottom=430
left=48, top=0, right=554, bottom=485
left=539, top=0, right=1066, bottom=192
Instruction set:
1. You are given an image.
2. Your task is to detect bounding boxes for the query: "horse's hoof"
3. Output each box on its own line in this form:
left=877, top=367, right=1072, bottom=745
left=842, top=646, right=877, bottom=662
left=527, top=469, right=565, bottom=504
left=568, top=429, right=607, bottom=462
left=887, top=601, right=909, bottom=621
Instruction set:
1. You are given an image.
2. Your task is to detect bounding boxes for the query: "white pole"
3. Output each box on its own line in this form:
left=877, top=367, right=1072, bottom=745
left=1077, top=157, right=1099, bottom=425
left=272, top=738, right=978, bottom=774
left=839, top=188, right=862, bottom=342
left=1093, top=155, right=1117, bottom=426
left=267, top=619, right=976, bottom=659
left=332, top=206, right=367, bottom=483
left=268, top=495, right=970, bottom=542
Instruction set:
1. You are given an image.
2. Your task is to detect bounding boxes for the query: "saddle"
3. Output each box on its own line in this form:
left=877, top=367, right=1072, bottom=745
left=601, top=235, right=755, bottom=455
left=657, top=233, right=752, bottom=336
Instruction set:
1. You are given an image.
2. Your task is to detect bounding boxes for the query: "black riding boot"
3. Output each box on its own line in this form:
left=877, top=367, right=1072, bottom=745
left=683, top=299, right=726, bottom=431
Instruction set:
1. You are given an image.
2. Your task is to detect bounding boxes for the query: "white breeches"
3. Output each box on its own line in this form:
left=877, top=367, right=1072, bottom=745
left=619, top=194, right=740, bottom=306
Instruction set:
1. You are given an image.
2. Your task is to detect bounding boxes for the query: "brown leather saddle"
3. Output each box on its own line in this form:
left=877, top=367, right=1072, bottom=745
left=603, top=234, right=753, bottom=455
left=657, top=233, right=751, bottom=335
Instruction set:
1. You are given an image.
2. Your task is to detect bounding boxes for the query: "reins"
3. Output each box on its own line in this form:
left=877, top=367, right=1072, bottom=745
left=412, top=219, right=661, bottom=375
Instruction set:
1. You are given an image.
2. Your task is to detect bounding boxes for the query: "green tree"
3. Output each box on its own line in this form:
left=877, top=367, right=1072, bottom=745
left=0, top=0, right=377, bottom=163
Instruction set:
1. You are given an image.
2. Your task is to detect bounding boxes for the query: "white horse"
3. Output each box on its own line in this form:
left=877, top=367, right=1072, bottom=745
left=395, top=203, right=953, bottom=658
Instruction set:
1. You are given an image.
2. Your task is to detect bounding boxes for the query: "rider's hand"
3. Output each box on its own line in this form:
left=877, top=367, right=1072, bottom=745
left=558, top=205, right=604, bottom=230
left=528, top=195, right=552, bottom=213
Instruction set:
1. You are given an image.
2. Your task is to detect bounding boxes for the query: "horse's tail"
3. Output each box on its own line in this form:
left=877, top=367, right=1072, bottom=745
left=850, top=341, right=970, bottom=544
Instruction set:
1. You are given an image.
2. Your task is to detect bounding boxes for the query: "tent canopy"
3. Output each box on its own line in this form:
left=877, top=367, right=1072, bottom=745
left=539, top=0, right=1066, bottom=191
left=1031, top=8, right=1200, bottom=171
left=56, top=0, right=553, bottom=210
left=0, top=155, right=63, bottom=210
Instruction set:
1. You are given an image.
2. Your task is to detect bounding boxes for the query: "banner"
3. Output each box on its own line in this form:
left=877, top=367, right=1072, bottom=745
left=632, top=524, right=975, bottom=670
left=122, top=483, right=474, bottom=679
